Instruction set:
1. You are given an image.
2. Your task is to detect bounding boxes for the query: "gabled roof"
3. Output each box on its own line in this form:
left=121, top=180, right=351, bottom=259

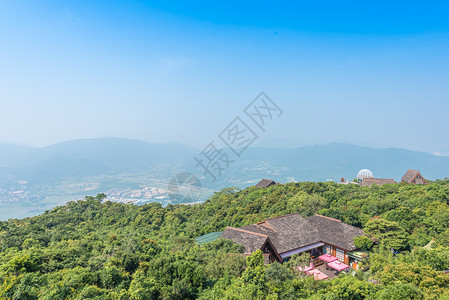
left=305, top=215, right=364, bottom=252
left=401, top=169, right=426, bottom=184
left=402, top=169, right=419, bottom=183
left=359, top=178, right=396, bottom=187
left=255, top=179, right=276, bottom=188
left=220, top=227, right=268, bottom=253
left=265, top=214, right=318, bottom=253
left=221, top=213, right=365, bottom=255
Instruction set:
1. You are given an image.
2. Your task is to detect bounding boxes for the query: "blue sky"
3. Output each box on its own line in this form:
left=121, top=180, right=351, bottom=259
left=0, top=1, right=448, bottom=154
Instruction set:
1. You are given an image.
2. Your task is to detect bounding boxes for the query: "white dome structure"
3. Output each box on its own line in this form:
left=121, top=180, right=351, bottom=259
left=357, top=169, right=374, bottom=179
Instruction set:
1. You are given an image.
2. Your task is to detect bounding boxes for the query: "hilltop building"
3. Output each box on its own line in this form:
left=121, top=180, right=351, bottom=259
left=359, top=178, right=396, bottom=187
left=255, top=179, right=276, bottom=188
left=357, top=169, right=374, bottom=179
left=220, top=213, right=364, bottom=267
left=356, top=169, right=395, bottom=187
left=402, top=169, right=427, bottom=184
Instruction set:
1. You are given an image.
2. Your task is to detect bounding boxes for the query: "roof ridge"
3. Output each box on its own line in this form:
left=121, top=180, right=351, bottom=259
left=256, top=221, right=277, bottom=232
left=265, top=213, right=300, bottom=221
left=314, top=214, right=341, bottom=222
left=226, top=226, right=269, bottom=238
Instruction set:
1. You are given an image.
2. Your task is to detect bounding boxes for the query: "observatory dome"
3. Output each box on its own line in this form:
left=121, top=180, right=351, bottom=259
left=357, top=169, right=374, bottom=179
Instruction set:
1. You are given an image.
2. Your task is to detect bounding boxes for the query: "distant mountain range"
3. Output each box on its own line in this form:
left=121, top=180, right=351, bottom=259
left=0, top=138, right=198, bottom=183
left=241, top=143, right=449, bottom=182
left=0, top=138, right=448, bottom=220
left=0, top=138, right=448, bottom=185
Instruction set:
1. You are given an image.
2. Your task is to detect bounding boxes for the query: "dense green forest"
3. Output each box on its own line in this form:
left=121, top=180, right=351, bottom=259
left=1, top=180, right=449, bottom=299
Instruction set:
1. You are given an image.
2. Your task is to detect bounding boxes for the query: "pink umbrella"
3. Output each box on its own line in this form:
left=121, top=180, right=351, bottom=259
left=327, top=260, right=349, bottom=272
left=297, top=262, right=314, bottom=272
left=318, top=254, right=338, bottom=262
left=306, top=269, right=329, bottom=280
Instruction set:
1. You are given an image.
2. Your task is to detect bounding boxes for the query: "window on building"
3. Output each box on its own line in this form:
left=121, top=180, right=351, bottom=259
left=336, top=249, right=345, bottom=262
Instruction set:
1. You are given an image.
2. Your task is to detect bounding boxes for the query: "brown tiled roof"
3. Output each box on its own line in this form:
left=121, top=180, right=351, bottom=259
left=220, top=213, right=365, bottom=255
left=221, top=227, right=268, bottom=253
left=401, top=169, right=419, bottom=183
left=305, top=215, right=364, bottom=251
left=255, top=179, right=276, bottom=188
left=359, top=178, right=396, bottom=187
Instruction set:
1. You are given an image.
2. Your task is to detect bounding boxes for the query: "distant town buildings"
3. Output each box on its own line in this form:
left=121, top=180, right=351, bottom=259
left=106, top=187, right=167, bottom=204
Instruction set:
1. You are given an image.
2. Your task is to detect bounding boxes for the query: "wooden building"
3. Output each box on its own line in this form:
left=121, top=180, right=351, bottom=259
left=401, top=169, right=427, bottom=185
left=220, top=213, right=364, bottom=266
left=255, top=179, right=276, bottom=188
left=358, top=178, right=396, bottom=187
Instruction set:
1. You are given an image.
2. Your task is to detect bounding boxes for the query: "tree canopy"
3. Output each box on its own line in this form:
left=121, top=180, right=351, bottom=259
left=1, top=180, right=449, bottom=299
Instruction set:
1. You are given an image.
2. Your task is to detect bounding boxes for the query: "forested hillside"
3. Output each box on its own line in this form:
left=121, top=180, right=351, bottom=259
left=3, top=139, right=449, bottom=221
left=1, top=180, right=449, bottom=299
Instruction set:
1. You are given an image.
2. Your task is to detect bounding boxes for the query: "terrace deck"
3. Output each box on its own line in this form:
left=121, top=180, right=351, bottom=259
left=314, top=264, right=340, bottom=280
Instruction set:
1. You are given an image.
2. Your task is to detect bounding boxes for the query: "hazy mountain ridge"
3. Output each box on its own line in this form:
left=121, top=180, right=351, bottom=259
left=0, top=138, right=448, bottom=183
left=237, top=143, right=449, bottom=183
left=0, top=138, right=448, bottom=220
left=0, top=138, right=198, bottom=181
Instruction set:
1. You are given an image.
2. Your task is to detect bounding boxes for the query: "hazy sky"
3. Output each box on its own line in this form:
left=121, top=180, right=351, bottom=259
left=1, top=1, right=448, bottom=154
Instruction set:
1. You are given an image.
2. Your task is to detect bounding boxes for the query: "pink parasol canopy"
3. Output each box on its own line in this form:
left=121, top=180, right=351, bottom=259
left=297, top=262, right=314, bottom=272
left=318, top=254, right=338, bottom=263
left=306, top=269, right=329, bottom=280
left=327, top=260, right=349, bottom=271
